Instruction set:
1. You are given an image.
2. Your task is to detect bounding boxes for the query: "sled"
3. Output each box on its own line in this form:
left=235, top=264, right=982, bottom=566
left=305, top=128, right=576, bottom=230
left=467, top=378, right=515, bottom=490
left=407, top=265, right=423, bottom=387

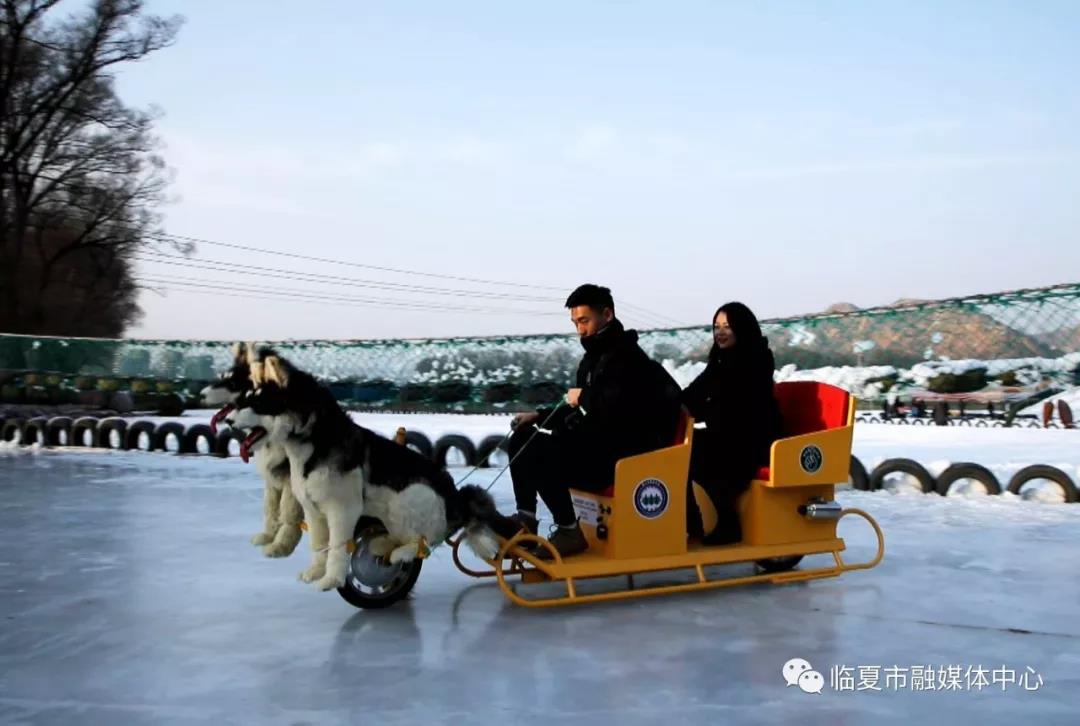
left=450, top=381, right=885, bottom=608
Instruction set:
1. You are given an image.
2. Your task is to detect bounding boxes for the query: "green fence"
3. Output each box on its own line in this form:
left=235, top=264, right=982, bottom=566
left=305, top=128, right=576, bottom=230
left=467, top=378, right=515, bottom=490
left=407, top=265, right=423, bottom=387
left=2, top=282, right=1079, bottom=410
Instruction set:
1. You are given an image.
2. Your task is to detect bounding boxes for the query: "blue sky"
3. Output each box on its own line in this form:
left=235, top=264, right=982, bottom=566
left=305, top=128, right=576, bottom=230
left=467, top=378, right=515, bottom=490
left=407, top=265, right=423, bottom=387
left=115, top=0, right=1080, bottom=340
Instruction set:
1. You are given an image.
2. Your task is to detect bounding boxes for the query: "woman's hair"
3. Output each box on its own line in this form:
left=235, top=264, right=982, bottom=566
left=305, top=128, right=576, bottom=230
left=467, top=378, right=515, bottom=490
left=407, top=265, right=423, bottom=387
left=714, top=301, right=765, bottom=346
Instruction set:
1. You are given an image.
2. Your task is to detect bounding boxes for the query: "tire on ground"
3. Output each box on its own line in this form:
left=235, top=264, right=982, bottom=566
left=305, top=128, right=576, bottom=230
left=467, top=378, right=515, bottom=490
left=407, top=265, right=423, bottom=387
left=182, top=424, right=215, bottom=455
left=2, top=418, right=26, bottom=443
left=476, top=434, right=509, bottom=467
left=935, top=462, right=1001, bottom=496
left=71, top=417, right=99, bottom=447
left=869, top=458, right=936, bottom=494
left=124, top=420, right=157, bottom=451
left=21, top=417, right=49, bottom=446
left=46, top=416, right=74, bottom=446
left=214, top=428, right=246, bottom=457
left=1006, top=464, right=1078, bottom=503
left=849, top=455, right=870, bottom=491
left=403, top=431, right=433, bottom=460
left=97, top=418, right=129, bottom=450
left=152, top=421, right=186, bottom=452
left=433, top=434, right=477, bottom=468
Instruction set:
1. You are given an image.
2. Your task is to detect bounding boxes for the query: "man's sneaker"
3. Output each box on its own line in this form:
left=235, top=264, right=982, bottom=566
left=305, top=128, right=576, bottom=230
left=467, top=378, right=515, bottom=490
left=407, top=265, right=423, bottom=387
left=508, top=511, right=539, bottom=536
left=536, top=523, right=589, bottom=560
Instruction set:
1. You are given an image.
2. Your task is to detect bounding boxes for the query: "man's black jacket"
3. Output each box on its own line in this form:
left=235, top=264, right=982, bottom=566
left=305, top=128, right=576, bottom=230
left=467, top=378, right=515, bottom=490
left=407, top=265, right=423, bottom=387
left=543, top=318, right=682, bottom=465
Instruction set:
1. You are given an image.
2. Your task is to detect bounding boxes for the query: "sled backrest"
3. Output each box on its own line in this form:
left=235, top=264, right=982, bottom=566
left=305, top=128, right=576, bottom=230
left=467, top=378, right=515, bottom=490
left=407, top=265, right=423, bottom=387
left=775, top=381, right=852, bottom=436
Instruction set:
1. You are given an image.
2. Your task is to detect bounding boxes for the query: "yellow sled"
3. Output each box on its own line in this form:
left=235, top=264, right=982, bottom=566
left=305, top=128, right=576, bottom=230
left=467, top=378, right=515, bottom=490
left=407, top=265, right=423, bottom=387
left=451, top=381, right=884, bottom=608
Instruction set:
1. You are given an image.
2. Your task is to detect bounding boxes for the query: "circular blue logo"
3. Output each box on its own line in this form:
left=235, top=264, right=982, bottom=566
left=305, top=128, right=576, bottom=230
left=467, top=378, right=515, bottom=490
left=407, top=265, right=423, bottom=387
left=800, top=445, right=824, bottom=474
left=634, top=478, right=669, bottom=519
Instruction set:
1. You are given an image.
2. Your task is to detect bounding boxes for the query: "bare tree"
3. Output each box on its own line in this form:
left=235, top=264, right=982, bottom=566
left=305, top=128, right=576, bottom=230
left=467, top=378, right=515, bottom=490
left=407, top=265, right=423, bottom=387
left=0, top=0, right=185, bottom=336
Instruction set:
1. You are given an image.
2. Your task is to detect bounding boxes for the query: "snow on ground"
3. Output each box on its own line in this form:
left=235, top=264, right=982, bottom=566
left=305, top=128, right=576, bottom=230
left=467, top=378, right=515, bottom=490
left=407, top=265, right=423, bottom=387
left=1, top=449, right=1078, bottom=724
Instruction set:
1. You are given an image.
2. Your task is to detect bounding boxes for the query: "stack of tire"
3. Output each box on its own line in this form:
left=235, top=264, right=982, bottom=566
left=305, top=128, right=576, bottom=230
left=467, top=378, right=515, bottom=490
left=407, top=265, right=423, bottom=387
left=4, top=415, right=1076, bottom=503
left=861, top=457, right=1078, bottom=503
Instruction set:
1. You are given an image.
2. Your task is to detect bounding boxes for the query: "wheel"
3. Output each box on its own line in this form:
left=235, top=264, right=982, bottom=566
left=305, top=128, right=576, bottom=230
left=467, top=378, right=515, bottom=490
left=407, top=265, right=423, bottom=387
left=1, top=418, right=25, bottom=443
left=21, top=417, right=49, bottom=446
left=152, top=421, right=186, bottom=452
left=124, top=420, right=157, bottom=451
left=71, top=417, right=99, bottom=447
left=182, top=423, right=215, bottom=454
left=1006, top=465, right=1078, bottom=503
left=849, top=455, right=870, bottom=491
left=476, top=434, right=509, bottom=467
left=756, top=555, right=804, bottom=573
left=214, top=428, right=245, bottom=457
left=337, top=521, right=423, bottom=609
left=96, top=418, right=129, bottom=450
left=869, top=458, right=936, bottom=494
left=403, top=431, right=433, bottom=460
left=935, top=462, right=1001, bottom=496
left=433, top=434, right=477, bottom=468
left=46, top=416, right=74, bottom=446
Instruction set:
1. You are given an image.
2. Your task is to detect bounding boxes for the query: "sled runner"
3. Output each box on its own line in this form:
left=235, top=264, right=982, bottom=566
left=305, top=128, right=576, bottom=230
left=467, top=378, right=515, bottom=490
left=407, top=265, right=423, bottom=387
left=449, top=381, right=885, bottom=608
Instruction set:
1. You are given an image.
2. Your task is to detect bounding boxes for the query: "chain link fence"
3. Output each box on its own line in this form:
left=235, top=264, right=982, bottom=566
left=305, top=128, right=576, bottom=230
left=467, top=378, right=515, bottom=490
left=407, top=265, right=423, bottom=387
left=2, top=282, right=1079, bottom=412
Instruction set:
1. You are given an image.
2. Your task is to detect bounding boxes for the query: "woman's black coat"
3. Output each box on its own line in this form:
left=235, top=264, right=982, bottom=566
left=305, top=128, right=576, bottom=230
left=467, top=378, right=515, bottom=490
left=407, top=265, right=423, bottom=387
left=682, top=337, right=783, bottom=489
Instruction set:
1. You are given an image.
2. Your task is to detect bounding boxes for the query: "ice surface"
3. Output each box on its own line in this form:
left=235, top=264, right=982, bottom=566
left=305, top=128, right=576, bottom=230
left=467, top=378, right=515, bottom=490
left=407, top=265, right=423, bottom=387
left=1, top=449, right=1079, bottom=725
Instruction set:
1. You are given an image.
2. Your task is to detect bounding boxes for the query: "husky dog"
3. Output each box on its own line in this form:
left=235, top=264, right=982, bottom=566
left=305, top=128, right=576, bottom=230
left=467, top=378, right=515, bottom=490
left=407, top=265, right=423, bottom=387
left=202, top=343, right=303, bottom=558
left=226, top=353, right=507, bottom=591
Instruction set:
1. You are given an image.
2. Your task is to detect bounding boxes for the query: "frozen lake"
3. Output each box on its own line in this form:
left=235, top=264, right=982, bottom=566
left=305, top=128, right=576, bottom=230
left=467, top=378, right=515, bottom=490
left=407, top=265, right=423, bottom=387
left=1, top=448, right=1079, bottom=725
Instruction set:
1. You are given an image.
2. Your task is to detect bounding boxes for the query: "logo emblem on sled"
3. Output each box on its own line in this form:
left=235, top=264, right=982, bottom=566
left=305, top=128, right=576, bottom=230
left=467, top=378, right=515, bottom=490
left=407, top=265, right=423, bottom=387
left=799, top=445, right=823, bottom=474
left=634, top=478, right=669, bottom=519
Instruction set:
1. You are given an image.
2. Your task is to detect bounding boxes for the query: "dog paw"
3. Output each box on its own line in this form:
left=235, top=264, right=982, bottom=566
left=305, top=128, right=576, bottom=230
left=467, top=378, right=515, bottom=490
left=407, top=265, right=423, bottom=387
left=298, top=564, right=326, bottom=583
left=388, top=545, right=418, bottom=565
left=367, top=535, right=395, bottom=557
left=251, top=532, right=273, bottom=546
left=314, top=573, right=346, bottom=591
left=262, top=541, right=296, bottom=558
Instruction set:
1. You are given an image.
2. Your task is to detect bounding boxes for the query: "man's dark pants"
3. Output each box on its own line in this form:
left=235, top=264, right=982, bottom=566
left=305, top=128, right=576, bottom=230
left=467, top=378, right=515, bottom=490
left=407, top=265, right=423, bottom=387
left=508, top=424, right=615, bottom=526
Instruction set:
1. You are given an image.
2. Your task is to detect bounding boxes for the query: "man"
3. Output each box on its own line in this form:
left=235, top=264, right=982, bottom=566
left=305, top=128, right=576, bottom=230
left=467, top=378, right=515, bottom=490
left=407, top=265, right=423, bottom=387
left=507, top=284, right=683, bottom=558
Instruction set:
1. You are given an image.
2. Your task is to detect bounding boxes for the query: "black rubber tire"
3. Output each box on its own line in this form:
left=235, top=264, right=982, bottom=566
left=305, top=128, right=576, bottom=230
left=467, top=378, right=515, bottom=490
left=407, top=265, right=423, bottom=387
left=476, top=434, right=510, bottom=467
left=46, top=416, right=74, bottom=446
left=935, top=462, right=1002, bottom=496
left=97, top=418, right=129, bottom=450
left=403, top=431, right=433, bottom=460
left=21, top=417, right=49, bottom=446
left=214, top=428, right=246, bottom=458
left=182, top=423, right=215, bottom=455
left=756, top=555, right=804, bottom=573
left=433, top=434, right=477, bottom=468
left=337, top=521, right=423, bottom=610
left=849, top=455, right=870, bottom=491
left=152, top=421, right=186, bottom=452
left=71, top=417, right=99, bottom=447
left=124, top=420, right=157, bottom=451
left=869, top=458, right=936, bottom=494
left=2, top=418, right=26, bottom=444
left=1006, top=465, right=1078, bottom=503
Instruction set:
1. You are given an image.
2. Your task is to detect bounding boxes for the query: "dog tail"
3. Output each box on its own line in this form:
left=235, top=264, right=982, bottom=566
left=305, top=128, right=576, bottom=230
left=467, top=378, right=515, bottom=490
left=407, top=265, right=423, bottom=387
left=457, top=484, right=520, bottom=561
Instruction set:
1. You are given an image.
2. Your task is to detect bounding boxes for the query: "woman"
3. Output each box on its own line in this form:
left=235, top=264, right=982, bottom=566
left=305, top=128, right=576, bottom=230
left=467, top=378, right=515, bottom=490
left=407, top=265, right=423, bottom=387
left=683, top=302, right=782, bottom=545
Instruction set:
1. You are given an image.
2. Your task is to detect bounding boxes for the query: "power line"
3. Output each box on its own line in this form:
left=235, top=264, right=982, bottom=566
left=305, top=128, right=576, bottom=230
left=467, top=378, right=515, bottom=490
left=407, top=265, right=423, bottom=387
left=136, top=250, right=681, bottom=328
left=148, top=232, right=566, bottom=292
left=146, top=230, right=687, bottom=326
left=134, top=277, right=562, bottom=317
left=134, top=251, right=561, bottom=303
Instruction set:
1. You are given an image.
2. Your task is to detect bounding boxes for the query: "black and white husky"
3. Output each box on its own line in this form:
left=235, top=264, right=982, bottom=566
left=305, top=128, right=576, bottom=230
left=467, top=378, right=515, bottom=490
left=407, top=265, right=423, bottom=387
left=201, top=343, right=302, bottom=558
left=226, top=353, right=506, bottom=591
